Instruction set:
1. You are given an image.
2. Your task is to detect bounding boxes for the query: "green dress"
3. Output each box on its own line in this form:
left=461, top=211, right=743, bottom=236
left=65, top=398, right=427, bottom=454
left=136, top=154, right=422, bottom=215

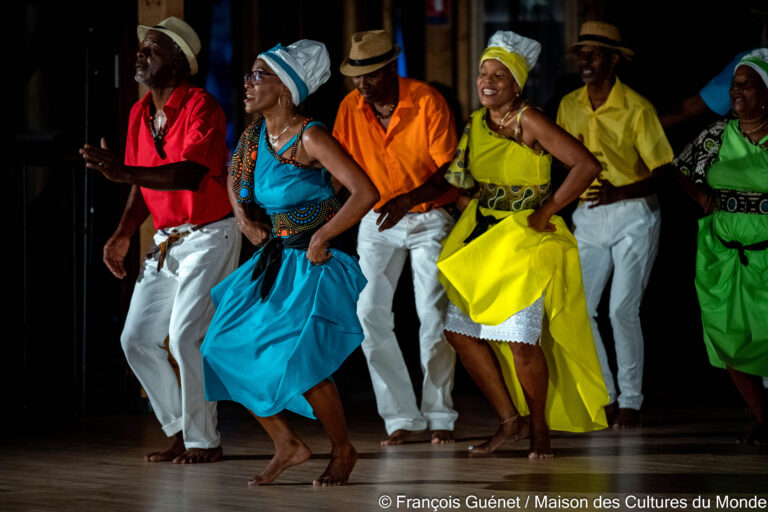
left=676, top=119, right=768, bottom=376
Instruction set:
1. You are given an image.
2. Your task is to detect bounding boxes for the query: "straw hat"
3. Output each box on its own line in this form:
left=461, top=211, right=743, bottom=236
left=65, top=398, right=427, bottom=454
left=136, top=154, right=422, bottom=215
left=137, top=17, right=201, bottom=75
left=340, top=30, right=401, bottom=77
left=567, top=21, right=634, bottom=59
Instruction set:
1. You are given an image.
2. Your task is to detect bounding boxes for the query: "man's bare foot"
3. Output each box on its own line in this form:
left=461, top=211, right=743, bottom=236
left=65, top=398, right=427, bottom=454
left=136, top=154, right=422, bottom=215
left=248, top=439, right=312, bottom=486
left=380, top=429, right=422, bottom=446
left=738, top=422, right=768, bottom=446
left=468, top=415, right=530, bottom=454
left=145, top=435, right=185, bottom=462
left=612, top=408, right=641, bottom=429
left=313, top=444, right=357, bottom=486
left=173, top=446, right=223, bottom=464
left=605, top=402, right=619, bottom=425
left=431, top=430, right=454, bottom=444
left=528, top=427, right=553, bottom=460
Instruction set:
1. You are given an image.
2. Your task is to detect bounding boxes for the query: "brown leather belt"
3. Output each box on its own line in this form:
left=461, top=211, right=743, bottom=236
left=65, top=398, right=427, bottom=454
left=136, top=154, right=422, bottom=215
left=153, top=213, right=233, bottom=271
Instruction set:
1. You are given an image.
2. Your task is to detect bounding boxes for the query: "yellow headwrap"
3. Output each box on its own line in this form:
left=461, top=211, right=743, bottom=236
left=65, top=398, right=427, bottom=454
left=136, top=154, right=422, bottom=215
left=480, top=47, right=530, bottom=89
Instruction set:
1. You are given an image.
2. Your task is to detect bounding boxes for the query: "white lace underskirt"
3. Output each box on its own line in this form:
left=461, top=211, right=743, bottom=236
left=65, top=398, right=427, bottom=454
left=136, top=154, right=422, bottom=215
left=444, top=295, right=544, bottom=344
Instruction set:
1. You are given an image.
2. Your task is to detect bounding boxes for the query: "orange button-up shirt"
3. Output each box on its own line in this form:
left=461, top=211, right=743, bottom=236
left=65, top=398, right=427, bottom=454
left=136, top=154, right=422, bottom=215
left=333, top=76, right=458, bottom=212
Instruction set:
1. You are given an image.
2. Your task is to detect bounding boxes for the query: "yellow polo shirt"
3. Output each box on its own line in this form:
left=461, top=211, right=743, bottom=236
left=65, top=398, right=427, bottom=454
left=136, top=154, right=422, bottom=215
left=556, top=78, right=673, bottom=198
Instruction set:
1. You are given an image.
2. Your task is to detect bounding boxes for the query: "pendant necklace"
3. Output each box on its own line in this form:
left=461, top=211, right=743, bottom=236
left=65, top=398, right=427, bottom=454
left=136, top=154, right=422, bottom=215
left=148, top=108, right=168, bottom=159
left=268, top=114, right=297, bottom=146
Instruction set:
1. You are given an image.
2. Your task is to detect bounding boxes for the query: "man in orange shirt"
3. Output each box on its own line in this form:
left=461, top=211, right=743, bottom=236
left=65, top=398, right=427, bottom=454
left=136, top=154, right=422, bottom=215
left=333, top=30, right=459, bottom=445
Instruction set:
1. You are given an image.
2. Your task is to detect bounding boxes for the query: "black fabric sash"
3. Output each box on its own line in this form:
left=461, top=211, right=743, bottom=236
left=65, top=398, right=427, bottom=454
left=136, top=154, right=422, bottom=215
left=716, top=235, right=768, bottom=266
left=251, top=228, right=356, bottom=300
left=464, top=206, right=501, bottom=244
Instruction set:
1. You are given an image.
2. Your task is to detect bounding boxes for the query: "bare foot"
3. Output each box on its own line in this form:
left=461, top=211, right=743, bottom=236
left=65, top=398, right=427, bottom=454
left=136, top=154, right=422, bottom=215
left=613, top=408, right=641, bottom=430
left=528, top=427, right=553, bottom=460
left=145, top=435, right=185, bottom=462
left=738, top=422, right=768, bottom=446
left=431, top=430, right=454, bottom=444
left=380, top=429, right=422, bottom=446
left=248, top=439, right=312, bottom=486
left=173, top=446, right=223, bottom=464
left=604, top=402, right=619, bottom=425
left=313, top=444, right=357, bottom=486
left=468, top=415, right=530, bottom=454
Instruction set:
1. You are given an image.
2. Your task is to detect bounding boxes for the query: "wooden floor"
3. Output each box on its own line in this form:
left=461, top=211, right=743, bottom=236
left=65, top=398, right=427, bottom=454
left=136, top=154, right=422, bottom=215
left=1, top=395, right=766, bottom=512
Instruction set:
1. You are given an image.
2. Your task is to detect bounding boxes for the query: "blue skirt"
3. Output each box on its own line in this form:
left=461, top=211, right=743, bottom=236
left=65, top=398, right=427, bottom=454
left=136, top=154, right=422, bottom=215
left=201, top=246, right=366, bottom=418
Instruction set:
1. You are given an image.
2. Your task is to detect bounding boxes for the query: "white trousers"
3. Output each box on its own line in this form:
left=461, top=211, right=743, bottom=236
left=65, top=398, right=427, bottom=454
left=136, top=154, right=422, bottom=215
left=572, top=197, right=661, bottom=411
left=357, top=209, right=458, bottom=434
left=120, top=216, right=240, bottom=449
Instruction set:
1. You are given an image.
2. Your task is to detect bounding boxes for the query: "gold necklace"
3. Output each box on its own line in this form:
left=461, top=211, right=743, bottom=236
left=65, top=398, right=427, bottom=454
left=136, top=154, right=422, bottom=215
left=739, top=115, right=768, bottom=135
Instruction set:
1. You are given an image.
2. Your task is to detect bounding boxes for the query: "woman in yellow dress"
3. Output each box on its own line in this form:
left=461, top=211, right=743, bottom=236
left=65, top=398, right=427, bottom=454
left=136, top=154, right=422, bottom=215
left=438, top=31, right=609, bottom=458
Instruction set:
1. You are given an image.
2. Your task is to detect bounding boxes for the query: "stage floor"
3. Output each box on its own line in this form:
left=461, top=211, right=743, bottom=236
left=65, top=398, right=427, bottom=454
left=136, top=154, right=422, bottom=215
left=1, top=395, right=766, bottom=512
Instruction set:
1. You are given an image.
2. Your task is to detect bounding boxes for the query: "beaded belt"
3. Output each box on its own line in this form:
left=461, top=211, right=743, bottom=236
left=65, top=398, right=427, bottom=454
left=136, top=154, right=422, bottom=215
left=270, top=196, right=342, bottom=236
left=714, top=189, right=768, bottom=215
left=478, top=182, right=551, bottom=211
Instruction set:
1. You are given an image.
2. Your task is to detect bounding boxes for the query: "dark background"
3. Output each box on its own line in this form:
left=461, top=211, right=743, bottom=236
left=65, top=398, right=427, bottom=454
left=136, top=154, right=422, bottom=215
left=9, top=0, right=764, bottom=430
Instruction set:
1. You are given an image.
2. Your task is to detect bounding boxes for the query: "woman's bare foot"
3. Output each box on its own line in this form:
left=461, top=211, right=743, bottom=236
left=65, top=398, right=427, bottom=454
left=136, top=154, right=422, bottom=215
left=248, top=439, right=312, bottom=486
left=738, top=422, right=768, bottom=446
left=528, top=427, right=553, bottom=460
left=145, top=434, right=185, bottom=462
left=468, top=415, right=530, bottom=454
left=173, top=446, right=223, bottom=464
left=380, top=429, right=422, bottom=446
left=431, top=430, right=454, bottom=444
left=313, top=444, right=357, bottom=486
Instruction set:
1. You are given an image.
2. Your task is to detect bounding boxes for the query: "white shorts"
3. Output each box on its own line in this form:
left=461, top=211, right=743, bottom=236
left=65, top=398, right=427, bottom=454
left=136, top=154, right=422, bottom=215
left=444, top=295, right=544, bottom=344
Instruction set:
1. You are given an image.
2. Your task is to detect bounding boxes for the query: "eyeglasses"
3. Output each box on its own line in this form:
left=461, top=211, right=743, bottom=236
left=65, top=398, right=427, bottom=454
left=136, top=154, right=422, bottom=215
left=243, top=69, right=277, bottom=84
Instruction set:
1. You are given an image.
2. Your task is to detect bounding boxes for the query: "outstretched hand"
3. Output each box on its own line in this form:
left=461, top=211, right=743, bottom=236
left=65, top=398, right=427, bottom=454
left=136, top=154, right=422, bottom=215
left=584, top=177, right=625, bottom=208
left=80, top=137, right=126, bottom=183
left=375, top=194, right=412, bottom=231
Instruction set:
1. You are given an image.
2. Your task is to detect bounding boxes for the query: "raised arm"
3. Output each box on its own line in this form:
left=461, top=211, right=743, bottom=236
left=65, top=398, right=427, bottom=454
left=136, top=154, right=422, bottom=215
left=80, top=138, right=207, bottom=191
left=659, top=94, right=709, bottom=128
left=521, top=108, right=601, bottom=231
left=300, top=126, right=379, bottom=264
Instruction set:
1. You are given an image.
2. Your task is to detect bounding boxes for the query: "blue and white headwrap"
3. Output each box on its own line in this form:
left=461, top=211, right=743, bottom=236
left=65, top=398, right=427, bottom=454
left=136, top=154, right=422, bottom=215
left=258, top=40, right=331, bottom=105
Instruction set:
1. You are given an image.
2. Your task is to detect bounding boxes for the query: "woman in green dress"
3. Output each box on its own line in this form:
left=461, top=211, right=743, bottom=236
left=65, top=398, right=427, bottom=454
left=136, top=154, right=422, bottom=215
left=674, top=48, right=768, bottom=445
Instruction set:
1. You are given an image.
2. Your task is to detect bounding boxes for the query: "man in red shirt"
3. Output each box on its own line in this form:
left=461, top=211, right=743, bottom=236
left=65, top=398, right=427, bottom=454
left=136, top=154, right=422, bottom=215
left=80, top=17, right=239, bottom=463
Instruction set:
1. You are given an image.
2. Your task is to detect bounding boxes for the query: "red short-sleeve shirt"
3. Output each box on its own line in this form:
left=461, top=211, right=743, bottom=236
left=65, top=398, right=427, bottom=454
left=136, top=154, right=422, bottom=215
left=125, top=81, right=232, bottom=229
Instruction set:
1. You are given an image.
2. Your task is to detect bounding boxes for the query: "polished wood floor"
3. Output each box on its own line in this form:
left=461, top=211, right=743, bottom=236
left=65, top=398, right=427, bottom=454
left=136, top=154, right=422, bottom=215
left=1, top=395, right=766, bottom=512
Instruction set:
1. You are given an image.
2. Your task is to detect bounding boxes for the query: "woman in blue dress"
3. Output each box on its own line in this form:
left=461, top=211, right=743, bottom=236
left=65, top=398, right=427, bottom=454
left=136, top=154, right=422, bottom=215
left=200, top=40, right=378, bottom=486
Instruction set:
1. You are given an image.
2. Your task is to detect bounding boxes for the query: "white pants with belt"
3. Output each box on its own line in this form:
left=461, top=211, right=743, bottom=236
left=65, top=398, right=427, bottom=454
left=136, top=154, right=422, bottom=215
left=120, top=216, right=240, bottom=449
left=572, top=197, right=661, bottom=411
left=357, top=209, right=458, bottom=434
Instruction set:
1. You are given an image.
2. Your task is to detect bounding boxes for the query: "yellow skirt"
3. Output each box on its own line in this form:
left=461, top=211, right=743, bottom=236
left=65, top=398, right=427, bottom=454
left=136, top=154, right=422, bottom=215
left=437, top=199, right=609, bottom=432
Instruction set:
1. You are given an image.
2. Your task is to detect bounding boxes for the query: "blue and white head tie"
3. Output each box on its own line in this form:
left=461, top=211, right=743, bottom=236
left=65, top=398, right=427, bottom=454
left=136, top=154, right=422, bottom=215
left=258, top=40, right=331, bottom=105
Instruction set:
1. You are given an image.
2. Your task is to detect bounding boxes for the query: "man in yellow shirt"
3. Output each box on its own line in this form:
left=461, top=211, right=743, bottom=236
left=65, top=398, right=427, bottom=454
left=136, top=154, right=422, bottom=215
left=333, top=30, right=459, bottom=445
left=557, top=22, right=674, bottom=429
